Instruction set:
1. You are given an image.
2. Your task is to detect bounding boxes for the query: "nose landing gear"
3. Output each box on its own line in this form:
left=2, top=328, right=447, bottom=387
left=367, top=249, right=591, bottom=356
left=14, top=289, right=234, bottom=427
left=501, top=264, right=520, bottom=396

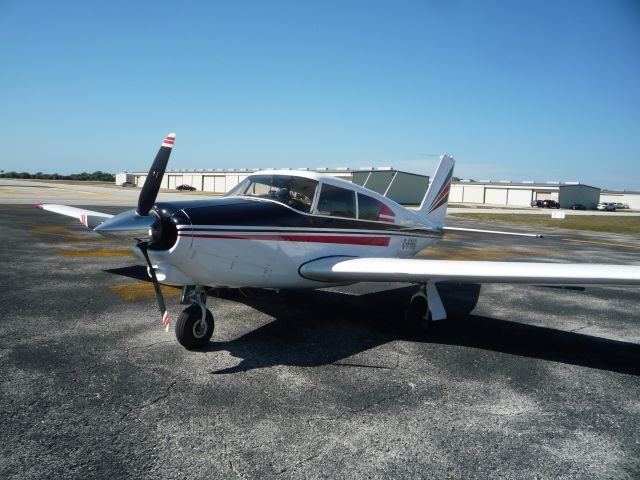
left=176, top=285, right=214, bottom=349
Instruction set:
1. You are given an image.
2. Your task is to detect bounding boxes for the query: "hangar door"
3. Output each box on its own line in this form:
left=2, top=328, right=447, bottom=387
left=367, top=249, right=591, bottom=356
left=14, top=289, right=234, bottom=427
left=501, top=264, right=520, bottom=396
left=449, top=185, right=463, bottom=202
left=507, top=189, right=532, bottom=206
left=535, top=191, right=558, bottom=201
left=226, top=175, right=240, bottom=190
left=535, top=191, right=551, bottom=201
left=485, top=188, right=508, bottom=205
left=203, top=175, right=227, bottom=193
left=462, top=186, right=484, bottom=203
left=167, top=175, right=180, bottom=189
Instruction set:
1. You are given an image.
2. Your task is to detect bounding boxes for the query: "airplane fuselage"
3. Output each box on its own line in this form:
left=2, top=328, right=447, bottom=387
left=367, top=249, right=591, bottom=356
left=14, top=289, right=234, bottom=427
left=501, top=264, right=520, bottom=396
left=145, top=197, right=442, bottom=289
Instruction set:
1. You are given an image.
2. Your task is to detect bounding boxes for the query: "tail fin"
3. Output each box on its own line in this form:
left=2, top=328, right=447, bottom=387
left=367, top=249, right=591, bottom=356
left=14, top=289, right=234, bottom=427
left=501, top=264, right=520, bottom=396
left=418, top=154, right=455, bottom=227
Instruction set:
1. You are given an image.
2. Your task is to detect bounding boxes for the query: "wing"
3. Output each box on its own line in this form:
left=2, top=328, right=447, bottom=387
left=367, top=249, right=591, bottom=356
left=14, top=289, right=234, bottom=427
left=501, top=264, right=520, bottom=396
left=299, top=257, right=640, bottom=286
left=35, top=203, right=113, bottom=228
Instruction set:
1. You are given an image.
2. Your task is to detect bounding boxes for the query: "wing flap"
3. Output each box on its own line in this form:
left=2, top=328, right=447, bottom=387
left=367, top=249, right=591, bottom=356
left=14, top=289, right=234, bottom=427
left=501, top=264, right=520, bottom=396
left=300, top=257, right=640, bottom=286
left=35, top=203, right=113, bottom=229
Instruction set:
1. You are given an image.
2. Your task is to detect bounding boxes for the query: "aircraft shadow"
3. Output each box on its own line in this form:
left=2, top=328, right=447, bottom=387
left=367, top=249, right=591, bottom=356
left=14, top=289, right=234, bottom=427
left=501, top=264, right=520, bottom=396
left=104, top=266, right=640, bottom=377
left=205, top=284, right=640, bottom=377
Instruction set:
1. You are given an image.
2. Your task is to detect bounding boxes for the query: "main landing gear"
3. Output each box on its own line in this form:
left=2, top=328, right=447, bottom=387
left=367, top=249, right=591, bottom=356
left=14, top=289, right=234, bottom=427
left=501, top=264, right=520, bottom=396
left=403, top=281, right=447, bottom=335
left=176, top=285, right=214, bottom=349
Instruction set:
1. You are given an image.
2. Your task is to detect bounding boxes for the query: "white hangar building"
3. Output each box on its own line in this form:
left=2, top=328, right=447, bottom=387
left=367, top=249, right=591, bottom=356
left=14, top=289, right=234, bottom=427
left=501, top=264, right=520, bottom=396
left=449, top=181, right=601, bottom=209
left=118, top=169, right=612, bottom=209
left=120, top=167, right=431, bottom=205
left=599, top=190, right=640, bottom=209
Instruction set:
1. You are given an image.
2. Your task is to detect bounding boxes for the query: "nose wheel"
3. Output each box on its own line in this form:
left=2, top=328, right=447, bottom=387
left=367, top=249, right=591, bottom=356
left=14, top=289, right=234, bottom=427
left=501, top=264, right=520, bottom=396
left=176, top=286, right=214, bottom=349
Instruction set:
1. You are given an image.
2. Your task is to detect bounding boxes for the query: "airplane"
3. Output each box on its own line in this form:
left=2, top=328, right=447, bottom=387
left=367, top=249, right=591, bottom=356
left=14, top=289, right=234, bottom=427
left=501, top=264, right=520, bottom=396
left=37, top=133, right=640, bottom=349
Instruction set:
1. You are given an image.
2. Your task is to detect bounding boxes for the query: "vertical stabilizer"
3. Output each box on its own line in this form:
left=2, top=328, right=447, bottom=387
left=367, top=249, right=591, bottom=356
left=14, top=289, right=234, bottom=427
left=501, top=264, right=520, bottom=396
left=418, top=154, right=455, bottom=227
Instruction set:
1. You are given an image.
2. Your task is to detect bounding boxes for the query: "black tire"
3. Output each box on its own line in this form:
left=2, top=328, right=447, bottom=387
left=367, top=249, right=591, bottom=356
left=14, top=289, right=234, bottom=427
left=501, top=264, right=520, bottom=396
left=175, top=305, right=214, bottom=349
left=404, top=294, right=432, bottom=334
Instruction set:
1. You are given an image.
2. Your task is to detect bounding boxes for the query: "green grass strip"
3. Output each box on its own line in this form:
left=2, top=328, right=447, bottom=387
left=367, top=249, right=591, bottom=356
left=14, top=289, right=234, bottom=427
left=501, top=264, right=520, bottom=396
left=449, top=213, right=640, bottom=234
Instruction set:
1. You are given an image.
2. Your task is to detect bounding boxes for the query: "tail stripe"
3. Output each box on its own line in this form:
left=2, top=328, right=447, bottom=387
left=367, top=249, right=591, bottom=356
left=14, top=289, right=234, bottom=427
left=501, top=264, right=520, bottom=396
left=417, top=154, right=455, bottom=227
left=428, top=170, right=453, bottom=213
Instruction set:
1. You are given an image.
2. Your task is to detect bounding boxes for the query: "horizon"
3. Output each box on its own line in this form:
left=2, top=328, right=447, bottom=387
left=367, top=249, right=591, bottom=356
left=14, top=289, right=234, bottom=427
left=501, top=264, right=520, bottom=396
left=1, top=1, right=638, bottom=190
left=2, top=166, right=637, bottom=193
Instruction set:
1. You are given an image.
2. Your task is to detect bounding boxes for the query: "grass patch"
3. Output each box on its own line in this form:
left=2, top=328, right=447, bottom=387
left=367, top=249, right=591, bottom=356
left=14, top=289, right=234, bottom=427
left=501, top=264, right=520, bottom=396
left=447, top=204, right=527, bottom=209
left=449, top=213, right=640, bottom=234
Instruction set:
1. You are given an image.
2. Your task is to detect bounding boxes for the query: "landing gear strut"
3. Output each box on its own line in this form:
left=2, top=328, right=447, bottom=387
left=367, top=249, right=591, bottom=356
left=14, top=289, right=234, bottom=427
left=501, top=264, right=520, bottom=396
left=176, top=285, right=214, bottom=349
left=403, top=281, right=447, bottom=335
left=404, top=287, right=432, bottom=334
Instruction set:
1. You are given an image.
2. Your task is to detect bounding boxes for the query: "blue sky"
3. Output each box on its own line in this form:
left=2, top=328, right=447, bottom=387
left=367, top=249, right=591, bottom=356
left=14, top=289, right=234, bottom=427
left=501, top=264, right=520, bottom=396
left=1, top=0, right=639, bottom=189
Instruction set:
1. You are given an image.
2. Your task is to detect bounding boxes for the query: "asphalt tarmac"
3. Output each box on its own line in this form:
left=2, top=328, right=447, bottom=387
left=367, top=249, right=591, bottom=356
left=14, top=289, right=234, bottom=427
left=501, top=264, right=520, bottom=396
left=1, top=202, right=639, bottom=479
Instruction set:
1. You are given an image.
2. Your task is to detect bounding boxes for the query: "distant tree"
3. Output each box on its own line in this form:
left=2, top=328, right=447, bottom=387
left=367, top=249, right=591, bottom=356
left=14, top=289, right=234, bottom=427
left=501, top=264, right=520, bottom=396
left=0, top=170, right=115, bottom=181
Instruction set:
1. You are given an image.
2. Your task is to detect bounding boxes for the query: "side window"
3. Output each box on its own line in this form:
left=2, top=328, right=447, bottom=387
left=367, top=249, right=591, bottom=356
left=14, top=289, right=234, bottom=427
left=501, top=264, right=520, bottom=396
left=316, top=184, right=356, bottom=218
left=357, top=193, right=381, bottom=221
left=357, top=193, right=396, bottom=222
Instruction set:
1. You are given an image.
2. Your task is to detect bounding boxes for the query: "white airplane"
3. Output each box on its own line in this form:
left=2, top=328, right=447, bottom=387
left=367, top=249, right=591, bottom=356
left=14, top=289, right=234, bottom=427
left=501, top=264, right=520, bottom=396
left=37, top=133, right=640, bottom=349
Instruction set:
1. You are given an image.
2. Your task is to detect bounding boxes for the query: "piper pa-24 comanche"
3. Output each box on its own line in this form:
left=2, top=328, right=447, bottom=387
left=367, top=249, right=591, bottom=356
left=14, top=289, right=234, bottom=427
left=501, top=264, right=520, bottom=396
left=38, top=133, right=640, bottom=349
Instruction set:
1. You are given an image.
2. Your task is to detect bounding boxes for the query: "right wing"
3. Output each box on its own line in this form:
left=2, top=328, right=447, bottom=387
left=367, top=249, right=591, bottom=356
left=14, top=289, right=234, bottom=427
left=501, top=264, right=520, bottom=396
left=300, top=257, right=640, bottom=286
left=35, top=203, right=113, bottom=229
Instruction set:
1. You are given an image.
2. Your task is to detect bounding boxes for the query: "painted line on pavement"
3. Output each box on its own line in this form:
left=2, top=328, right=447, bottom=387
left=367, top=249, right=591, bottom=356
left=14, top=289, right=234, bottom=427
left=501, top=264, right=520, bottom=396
left=110, top=282, right=181, bottom=301
left=562, top=238, right=640, bottom=249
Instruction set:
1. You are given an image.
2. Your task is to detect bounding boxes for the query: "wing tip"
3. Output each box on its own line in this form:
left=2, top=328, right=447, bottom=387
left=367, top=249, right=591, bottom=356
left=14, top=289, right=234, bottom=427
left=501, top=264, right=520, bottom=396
left=34, top=202, right=46, bottom=209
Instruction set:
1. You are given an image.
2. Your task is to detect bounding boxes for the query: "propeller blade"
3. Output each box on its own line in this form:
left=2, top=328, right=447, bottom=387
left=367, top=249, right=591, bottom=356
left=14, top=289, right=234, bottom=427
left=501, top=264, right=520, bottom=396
left=137, top=241, right=171, bottom=332
left=94, top=209, right=156, bottom=236
left=137, top=133, right=176, bottom=217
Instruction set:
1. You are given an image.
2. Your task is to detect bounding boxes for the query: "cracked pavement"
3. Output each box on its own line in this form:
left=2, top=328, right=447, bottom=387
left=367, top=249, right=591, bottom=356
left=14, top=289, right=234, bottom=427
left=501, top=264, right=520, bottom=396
left=1, top=204, right=639, bottom=479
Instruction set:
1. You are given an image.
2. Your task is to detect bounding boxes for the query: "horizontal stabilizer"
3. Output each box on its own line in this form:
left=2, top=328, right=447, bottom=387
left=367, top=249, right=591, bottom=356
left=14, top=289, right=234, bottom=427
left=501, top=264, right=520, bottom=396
left=444, top=226, right=544, bottom=238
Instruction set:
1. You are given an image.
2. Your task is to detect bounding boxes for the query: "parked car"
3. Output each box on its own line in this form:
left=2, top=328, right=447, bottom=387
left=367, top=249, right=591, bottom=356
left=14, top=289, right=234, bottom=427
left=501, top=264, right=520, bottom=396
left=571, top=203, right=586, bottom=210
left=120, top=181, right=135, bottom=187
left=614, top=202, right=629, bottom=209
left=176, top=184, right=196, bottom=191
left=530, top=200, right=543, bottom=207
left=541, top=200, right=560, bottom=209
left=597, top=202, right=616, bottom=211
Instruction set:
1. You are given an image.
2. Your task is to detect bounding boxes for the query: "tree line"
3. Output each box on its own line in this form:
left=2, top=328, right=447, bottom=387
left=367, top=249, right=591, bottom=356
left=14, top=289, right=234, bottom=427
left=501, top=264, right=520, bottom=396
left=0, top=171, right=115, bottom=182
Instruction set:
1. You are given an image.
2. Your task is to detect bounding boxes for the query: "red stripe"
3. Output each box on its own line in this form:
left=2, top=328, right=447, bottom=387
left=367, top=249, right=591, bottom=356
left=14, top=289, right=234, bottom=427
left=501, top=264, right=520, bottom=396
left=178, top=233, right=390, bottom=246
left=162, top=311, right=170, bottom=328
left=431, top=182, right=451, bottom=210
left=379, top=203, right=395, bottom=217
left=163, top=139, right=175, bottom=144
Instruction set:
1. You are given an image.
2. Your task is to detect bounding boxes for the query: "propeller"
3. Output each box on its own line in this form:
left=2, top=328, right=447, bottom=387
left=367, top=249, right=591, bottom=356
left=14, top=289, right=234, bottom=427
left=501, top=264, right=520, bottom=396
left=138, top=133, right=175, bottom=216
left=94, top=132, right=176, bottom=235
left=96, top=132, right=176, bottom=332
left=135, top=132, right=176, bottom=332
left=137, top=241, right=171, bottom=332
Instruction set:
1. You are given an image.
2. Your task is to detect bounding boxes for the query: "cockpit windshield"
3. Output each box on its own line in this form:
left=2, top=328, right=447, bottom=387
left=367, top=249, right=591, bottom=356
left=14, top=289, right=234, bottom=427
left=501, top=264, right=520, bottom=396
left=224, top=175, right=318, bottom=213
